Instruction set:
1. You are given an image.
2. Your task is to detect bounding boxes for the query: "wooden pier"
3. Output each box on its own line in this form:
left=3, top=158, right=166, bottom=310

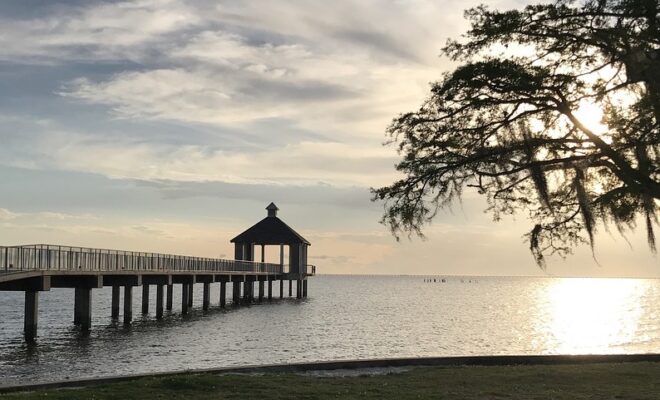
left=0, top=203, right=315, bottom=342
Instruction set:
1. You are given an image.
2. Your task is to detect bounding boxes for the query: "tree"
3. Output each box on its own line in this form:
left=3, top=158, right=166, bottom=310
left=372, top=0, right=659, bottom=267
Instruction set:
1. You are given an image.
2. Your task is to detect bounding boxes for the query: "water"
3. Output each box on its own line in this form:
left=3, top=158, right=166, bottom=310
left=1, top=275, right=660, bottom=385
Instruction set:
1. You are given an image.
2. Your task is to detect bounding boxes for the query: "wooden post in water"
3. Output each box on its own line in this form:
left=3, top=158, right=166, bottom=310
left=296, top=279, right=302, bottom=299
left=268, top=278, right=273, bottom=300
left=166, top=284, right=173, bottom=311
left=232, top=280, right=240, bottom=305
left=74, top=287, right=82, bottom=325
left=258, top=279, right=264, bottom=302
left=187, top=283, right=194, bottom=307
left=24, top=291, right=39, bottom=343
left=280, top=279, right=284, bottom=298
left=123, top=286, right=133, bottom=324
left=79, top=288, right=92, bottom=332
left=220, top=280, right=226, bottom=308
left=181, top=284, right=189, bottom=315
left=156, top=285, right=164, bottom=319
left=303, top=279, right=308, bottom=298
left=142, top=285, right=149, bottom=314
left=111, top=286, right=120, bottom=319
left=243, top=281, right=251, bottom=303
left=202, top=282, right=210, bottom=311
left=288, top=280, right=292, bottom=297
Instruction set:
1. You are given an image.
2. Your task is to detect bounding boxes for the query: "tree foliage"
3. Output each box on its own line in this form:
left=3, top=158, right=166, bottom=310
left=372, top=0, right=660, bottom=267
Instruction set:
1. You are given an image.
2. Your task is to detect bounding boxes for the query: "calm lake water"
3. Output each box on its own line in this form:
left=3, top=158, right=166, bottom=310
left=1, top=275, right=660, bottom=384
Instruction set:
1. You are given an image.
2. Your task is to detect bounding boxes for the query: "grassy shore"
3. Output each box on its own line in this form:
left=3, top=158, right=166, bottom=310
left=3, top=362, right=660, bottom=399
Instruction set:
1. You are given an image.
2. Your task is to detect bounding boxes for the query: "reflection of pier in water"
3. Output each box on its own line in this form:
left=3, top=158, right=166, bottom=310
left=0, top=203, right=315, bottom=342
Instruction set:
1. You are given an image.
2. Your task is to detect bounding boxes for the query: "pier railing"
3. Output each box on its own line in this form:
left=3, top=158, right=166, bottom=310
left=0, top=244, right=283, bottom=275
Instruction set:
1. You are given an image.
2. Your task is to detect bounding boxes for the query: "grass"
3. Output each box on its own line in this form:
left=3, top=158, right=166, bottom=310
left=3, top=362, right=660, bottom=399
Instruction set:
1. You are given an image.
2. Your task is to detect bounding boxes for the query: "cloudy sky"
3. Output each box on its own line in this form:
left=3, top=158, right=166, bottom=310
left=0, top=0, right=656, bottom=277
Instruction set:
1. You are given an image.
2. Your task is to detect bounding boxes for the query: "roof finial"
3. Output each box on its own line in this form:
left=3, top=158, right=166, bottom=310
left=266, top=202, right=279, bottom=217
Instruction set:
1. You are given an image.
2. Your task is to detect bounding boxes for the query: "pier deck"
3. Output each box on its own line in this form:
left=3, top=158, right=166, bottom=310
left=0, top=244, right=315, bottom=342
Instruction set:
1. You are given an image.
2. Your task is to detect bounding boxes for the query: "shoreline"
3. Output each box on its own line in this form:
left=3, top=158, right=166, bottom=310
left=3, top=353, right=660, bottom=394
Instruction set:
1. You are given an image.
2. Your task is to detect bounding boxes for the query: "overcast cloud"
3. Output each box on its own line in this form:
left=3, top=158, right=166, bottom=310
left=0, top=0, right=656, bottom=276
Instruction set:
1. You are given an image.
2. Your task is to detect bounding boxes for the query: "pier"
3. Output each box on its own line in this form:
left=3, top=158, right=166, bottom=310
left=0, top=203, right=315, bottom=342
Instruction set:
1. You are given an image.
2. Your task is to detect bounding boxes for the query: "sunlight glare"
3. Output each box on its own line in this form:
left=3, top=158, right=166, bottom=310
left=544, top=278, right=646, bottom=354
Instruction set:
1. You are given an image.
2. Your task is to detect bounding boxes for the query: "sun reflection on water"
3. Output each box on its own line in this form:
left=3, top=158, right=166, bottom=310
left=544, top=278, right=648, bottom=354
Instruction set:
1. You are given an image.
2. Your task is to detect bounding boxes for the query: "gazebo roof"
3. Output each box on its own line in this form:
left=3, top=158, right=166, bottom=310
left=230, top=204, right=310, bottom=245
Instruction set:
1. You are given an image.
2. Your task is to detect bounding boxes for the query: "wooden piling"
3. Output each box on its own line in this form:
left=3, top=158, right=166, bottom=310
left=203, top=282, right=210, bottom=311
left=303, top=279, right=308, bottom=298
left=73, top=287, right=82, bottom=325
left=232, top=281, right=240, bottom=305
left=289, top=280, right=292, bottom=297
left=166, top=284, right=173, bottom=311
left=297, top=279, right=302, bottom=299
left=243, top=281, right=251, bottom=303
left=142, top=285, right=149, bottom=314
left=79, top=288, right=92, bottom=332
left=220, top=280, right=226, bottom=308
left=258, top=280, right=264, bottom=302
left=181, top=284, right=189, bottom=315
left=24, top=291, right=39, bottom=343
left=280, top=279, right=284, bottom=298
left=187, top=283, right=194, bottom=307
left=156, top=285, right=164, bottom=319
left=268, top=279, right=273, bottom=300
left=111, top=286, right=120, bottom=319
left=123, top=286, right=133, bottom=324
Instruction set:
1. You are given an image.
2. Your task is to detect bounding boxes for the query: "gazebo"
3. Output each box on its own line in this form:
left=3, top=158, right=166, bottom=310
left=231, top=203, right=311, bottom=297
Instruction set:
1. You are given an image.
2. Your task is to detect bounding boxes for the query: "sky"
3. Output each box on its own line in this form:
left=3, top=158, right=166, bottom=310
left=0, top=0, right=656, bottom=277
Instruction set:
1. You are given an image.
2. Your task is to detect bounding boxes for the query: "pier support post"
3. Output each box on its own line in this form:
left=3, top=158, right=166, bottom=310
left=243, top=281, right=251, bottom=303
left=181, top=284, right=189, bottom=315
left=289, top=280, right=292, bottom=297
left=303, top=279, right=308, bottom=298
left=268, top=279, right=273, bottom=300
left=296, top=279, right=302, bottom=299
left=111, top=286, right=120, bottom=319
left=74, top=287, right=82, bottom=325
left=220, top=280, right=226, bottom=308
left=258, top=279, right=264, bottom=302
left=79, top=288, right=92, bottom=332
left=142, top=285, right=150, bottom=314
left=166, top=284, right=173, bottom=311
left=156, top=285, right=164, bottom=319
left=280, top=279, right=284, bottom=298
left=232, top=281, right=240, bottom=305
left=123, top=286, right=133, bottom=324
left=188, top=283, right=194, bottom=307
left=24, top=291, right=39, bottom=343
left=203, top=282, right=210, bottom=311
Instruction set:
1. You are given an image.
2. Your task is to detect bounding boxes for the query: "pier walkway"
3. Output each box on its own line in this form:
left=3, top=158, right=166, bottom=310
left=0, top=244, right=314, bottom=342
left=0, top=203, right=316, bottom=342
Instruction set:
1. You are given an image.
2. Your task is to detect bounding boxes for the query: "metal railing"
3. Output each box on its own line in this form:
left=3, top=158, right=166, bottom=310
left=0, top=244, right=283, bottom=275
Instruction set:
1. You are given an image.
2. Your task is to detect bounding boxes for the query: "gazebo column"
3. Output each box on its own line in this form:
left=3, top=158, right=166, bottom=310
left=261, top=245, right=265, bottom=263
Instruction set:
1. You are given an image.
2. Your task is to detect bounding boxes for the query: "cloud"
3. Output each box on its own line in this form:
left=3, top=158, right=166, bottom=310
left=0, top=208, right=21, bottom=220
